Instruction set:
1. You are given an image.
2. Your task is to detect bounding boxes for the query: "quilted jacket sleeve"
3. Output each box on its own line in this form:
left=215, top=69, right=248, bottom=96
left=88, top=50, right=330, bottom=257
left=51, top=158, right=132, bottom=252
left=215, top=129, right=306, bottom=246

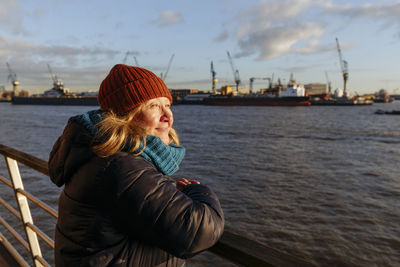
left=108, top=154, right=224, bottom=259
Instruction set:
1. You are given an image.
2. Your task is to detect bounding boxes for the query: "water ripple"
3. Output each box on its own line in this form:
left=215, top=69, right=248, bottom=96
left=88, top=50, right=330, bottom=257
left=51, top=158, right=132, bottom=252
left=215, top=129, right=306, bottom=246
left=1, top=102, right=400, bottom=266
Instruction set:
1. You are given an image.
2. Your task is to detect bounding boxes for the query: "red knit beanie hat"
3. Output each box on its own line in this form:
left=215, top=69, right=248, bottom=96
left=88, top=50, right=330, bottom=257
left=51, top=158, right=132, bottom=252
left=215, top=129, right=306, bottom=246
left=98, top=64, right=172, bottom=115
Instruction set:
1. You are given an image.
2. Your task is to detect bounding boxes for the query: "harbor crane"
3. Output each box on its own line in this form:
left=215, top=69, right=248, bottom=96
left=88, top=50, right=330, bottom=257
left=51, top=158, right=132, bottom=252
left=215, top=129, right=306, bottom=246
left=160, top=54, right=174, bottom=82
left=123, top=51, right=140, bottom=66
left=47, top=63, right=64, bottom=90
left=6, top=62, right=19, bottom=94
left=336, top=38, right=349, bottom=96
left=122, top=51, right=131, bottom=64
left=134, top=56, right=139, bottom=67
left=226, top=51, right=240, bottom=93
left=271, top=73, right=274, bottom=88
left=210, top=61, right=218, bottom=94
left=325, top=71, right=332, bottom=94
left=249, top=77, right=271, bottom=93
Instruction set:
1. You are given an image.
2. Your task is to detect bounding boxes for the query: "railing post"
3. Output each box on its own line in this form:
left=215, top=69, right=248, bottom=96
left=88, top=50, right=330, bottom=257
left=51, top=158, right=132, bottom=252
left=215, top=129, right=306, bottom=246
left=5, top=156, right=44, bottom=267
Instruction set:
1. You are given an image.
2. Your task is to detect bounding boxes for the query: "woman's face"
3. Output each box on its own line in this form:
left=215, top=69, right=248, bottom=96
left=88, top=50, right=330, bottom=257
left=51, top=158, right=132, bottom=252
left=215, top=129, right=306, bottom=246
left=139, top=97, right=173, bottom=145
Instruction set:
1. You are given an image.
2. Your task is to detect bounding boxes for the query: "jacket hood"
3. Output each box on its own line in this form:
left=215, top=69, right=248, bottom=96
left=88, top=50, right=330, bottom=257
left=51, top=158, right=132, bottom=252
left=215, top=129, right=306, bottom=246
left=48, top=110, right=103, bottom=187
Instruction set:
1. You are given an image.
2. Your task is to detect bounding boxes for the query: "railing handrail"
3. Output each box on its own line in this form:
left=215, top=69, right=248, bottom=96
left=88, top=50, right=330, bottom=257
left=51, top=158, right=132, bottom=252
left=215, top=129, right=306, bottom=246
left=1, top=144, right=51, bottom=266
left=0, top=144, right=315, bottom=267
left=0, top=175, right=58, bottom=219
left=0, top=145, right=49, bottom=176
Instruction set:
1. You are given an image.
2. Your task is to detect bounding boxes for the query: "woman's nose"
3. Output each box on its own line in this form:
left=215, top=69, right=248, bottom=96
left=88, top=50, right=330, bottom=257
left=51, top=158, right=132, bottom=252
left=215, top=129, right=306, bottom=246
left=160, top=107, right=172, bottom=120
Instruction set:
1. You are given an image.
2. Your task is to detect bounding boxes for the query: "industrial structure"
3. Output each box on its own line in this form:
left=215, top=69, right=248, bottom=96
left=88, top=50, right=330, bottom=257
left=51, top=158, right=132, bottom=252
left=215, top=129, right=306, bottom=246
left=226, top=51, right=240, bottom=93
left=6, top=62, right=19, bottom=95
left=122, top=51, right=139, bottom=66
left=336, top=38, right=349, bottom=97
left=122, top=51, right=131, bottom=64
left=325, top=71, right=332, bottom=94
left=249, top=77, right=271, bottom=93
left=47, top=63, right=65, bottom=91
left=210, top=61, right=218, bottom=94
left=304, top=83, right=327, bottom=96
left=134, top=56, right=139, bottom=67
left=160, top=54, right=174, bottom=82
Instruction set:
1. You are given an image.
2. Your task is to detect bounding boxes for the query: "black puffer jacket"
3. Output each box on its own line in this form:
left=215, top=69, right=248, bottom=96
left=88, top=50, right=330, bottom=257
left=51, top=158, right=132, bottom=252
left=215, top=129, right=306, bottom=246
left=48, top=119, right=224, bottom=267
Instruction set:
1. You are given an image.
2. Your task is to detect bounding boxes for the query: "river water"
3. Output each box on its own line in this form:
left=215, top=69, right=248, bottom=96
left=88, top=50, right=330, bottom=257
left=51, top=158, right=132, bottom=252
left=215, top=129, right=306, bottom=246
left=0, top=101, right=399, bottom=266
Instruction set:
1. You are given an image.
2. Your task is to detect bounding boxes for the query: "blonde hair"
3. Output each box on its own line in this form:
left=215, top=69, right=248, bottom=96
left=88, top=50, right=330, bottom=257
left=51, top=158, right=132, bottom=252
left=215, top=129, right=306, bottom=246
left=92, top=105, right=180, bottom=158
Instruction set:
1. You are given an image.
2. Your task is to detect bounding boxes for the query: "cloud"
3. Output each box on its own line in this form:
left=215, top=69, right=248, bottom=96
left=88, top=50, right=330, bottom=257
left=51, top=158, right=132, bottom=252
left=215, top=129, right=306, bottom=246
left=234, top=0, right=324, bottom=60
left=0, top=0, right=46, bottom=35
left=215, top=30, right=229, bottom=42
left=0, top=35, right=118, bottom=63
left=152, top=10, right=183, bottom=27
left=0, top=35, right=175, bottom=92
left=0, top=0, right=25, bottom=34
left=237, top=22, right=324, bottom=60
left=236, top=0, right=314, bottom=38
left=295, top=39, right=333, bottom=55
left=318, top=1, right=400, bottom=39
left=323, top=1, right=400, bottom=19
left=0, top=35, right=120, bottom=90
left=327, top=2, right=400, bottom=33
left=232, top=0, right=400, bottom=60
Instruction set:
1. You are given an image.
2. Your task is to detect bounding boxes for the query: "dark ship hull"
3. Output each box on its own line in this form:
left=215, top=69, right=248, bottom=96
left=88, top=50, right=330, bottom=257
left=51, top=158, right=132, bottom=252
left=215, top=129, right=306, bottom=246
left=203, top=95, right=311, bottom=106
left=12, top=96, right=99, bottom=106
left=310, top=99, right=373, bottom=105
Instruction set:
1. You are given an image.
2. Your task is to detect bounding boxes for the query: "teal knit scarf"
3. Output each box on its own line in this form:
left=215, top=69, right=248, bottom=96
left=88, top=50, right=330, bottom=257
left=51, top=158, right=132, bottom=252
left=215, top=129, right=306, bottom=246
left=71, top=109, right=185, bottom=176
left=136, top=135, right=185, bottom=176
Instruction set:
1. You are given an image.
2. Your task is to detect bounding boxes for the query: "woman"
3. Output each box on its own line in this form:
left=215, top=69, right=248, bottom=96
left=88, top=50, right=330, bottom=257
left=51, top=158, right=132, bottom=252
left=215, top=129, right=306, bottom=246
left=48, top=64, right=224, bottom=266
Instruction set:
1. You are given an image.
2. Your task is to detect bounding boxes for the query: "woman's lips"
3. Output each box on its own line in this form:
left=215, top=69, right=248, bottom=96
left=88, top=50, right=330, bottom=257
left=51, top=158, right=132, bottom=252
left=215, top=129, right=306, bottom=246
left=156, top=127, right=170, bottom=131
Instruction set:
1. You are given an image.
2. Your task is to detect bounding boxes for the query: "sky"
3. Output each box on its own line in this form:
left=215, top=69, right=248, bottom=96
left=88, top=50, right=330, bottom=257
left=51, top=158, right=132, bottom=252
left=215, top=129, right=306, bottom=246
left=1, top=0, right=400, bottom=95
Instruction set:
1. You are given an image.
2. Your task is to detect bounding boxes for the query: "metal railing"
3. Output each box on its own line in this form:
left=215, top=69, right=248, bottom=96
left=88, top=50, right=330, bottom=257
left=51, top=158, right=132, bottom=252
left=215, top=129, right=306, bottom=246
left=0, top=144, right=315, bottom=267
left=0, top=144, right=56, bottom=267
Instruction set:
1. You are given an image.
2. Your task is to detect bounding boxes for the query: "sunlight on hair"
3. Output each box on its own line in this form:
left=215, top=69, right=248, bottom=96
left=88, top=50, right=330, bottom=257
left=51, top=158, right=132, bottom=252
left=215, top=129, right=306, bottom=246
left=93, top=104, right=180, bottom=157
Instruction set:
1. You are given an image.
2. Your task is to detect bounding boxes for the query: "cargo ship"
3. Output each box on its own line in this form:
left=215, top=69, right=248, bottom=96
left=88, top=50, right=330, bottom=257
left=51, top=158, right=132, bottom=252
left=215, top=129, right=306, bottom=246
left=203, top=82, right=311, bottom=106
left=11, top=74, right=99, bottom=106
left=310, top=98, right=373, bottom=106
left=12, top=95, right=98, bottom=105
left=309, top=90, right=373, bottom=106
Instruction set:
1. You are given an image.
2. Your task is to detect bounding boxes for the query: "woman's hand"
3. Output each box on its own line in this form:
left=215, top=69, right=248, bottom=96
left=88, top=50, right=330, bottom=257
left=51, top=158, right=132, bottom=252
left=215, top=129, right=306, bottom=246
left=176, top=178, right=200, bottom=191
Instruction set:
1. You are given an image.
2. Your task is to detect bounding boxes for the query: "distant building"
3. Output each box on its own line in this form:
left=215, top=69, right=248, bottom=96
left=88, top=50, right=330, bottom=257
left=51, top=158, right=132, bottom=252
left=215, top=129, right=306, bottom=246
left=304, top=83, right=327, bottom=95
left=169, top=88, right=199, bottom=103
left=390, top=94, right=400, bottom=100
left=17, top=90, right=30, bottom=97
left=238, top=87, right=250, bottom=95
